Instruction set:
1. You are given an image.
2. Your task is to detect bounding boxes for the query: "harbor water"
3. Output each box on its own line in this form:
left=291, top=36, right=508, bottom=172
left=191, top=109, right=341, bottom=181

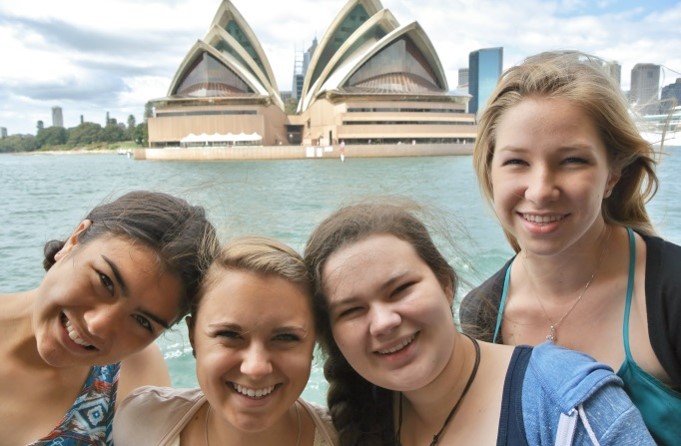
left=2, top=150, right=679, bottom=405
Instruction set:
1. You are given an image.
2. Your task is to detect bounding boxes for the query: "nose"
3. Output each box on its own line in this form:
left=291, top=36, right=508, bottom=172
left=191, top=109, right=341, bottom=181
left=368, top=303, right=401, bottom=337
left=240, top=343, right=273, bottom=378
left=524, top=166, right=558, bottom=204
left=84, top=304, right=124, bottom=340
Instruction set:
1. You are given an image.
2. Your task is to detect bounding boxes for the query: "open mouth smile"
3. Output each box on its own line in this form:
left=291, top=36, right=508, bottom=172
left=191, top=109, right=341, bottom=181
left=231, top=383, right=277, bottom=399
left=376, top=334, right=416, bottom=355
left=521, top=213, right=566, bottom=224
left=61, top=314, right=97, bottom=350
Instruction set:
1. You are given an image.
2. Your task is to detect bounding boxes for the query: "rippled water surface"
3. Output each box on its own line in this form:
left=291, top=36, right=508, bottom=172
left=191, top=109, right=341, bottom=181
left=2, top=150, right=679, bottom=404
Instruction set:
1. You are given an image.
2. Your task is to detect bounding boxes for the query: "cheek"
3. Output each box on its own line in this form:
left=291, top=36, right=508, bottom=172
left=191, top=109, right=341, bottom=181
left=332, top=321, right=364, bottom=360
left=285, top=351, right=313, bottom=384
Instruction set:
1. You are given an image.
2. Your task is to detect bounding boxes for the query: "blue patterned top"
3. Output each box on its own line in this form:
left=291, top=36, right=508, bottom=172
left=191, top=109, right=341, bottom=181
left=28, top=363, right=120, bottom=446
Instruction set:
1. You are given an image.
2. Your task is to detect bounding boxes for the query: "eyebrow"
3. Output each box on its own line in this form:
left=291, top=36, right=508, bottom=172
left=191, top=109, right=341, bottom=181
left=329, top=271, right=407, bottom=309
left=140, top=310, right=171, bottom=330
left=101, top=255, right=171, bottom=330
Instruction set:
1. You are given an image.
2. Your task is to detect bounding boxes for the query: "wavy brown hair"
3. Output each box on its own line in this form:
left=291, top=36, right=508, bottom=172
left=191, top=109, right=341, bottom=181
left=304, top=201, right=457, bottom=446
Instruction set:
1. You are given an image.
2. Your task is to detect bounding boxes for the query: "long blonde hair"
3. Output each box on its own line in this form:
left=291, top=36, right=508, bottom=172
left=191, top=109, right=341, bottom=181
left=473, top=50, right=658, bottom=252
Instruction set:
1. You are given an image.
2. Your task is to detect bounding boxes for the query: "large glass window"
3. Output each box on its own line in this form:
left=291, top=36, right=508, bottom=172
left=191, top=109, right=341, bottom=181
left=310, top=4, right=369, bottom=86
left=343, top=36, right=442, bottom=93
left=225, top=20, right=270, bottom=84
left=174, top=52, right=254, bottom=98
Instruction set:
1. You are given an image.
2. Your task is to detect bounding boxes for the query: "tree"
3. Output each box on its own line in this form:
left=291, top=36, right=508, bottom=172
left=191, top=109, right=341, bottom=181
left=36, top=126, right=67, bottom=147
left=133, top=122, right=148, bottom=146
left=284, top=97, right=299, bottom=114
left=37, top=120, right=44, bottom=133
left=100, top=122, right=127, bottom=143
left=67, top=122, right=103, bottom=145
left=127, top=114, right=137, bottom=139
left=0, top=134, right=39, bottom=153
left=144, top=101, right=154, bottom=121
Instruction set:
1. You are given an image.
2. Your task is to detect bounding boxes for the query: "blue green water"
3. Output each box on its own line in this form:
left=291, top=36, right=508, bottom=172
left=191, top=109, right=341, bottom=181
left=1, top=151, right=679, bottom=405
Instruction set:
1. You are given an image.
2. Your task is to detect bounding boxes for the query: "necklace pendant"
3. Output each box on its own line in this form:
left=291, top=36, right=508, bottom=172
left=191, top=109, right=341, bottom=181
left=546, top=325, right=556, bottom=342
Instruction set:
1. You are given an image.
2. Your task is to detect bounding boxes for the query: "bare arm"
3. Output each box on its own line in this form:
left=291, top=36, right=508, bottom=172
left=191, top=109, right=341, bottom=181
left=116, top=342, right=171, bottom=408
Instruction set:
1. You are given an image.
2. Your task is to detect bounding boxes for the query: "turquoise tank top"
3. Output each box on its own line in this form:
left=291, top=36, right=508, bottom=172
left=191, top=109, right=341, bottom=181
left=493, top=228, right=681, bottom=445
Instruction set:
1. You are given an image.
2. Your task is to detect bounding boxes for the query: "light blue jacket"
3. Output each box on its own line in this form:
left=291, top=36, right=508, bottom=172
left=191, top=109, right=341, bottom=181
left=522, top=342, right=655, bottom=445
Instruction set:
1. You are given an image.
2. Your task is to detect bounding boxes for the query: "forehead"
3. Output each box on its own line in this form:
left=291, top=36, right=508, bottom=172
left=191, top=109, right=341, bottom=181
left=198, top=269, right=313, bottom=322
left=496, top=97, right=598, bottom=138
left=493, top=97, right=607, bottom=156
left=322, top=235, right=421, bottom=291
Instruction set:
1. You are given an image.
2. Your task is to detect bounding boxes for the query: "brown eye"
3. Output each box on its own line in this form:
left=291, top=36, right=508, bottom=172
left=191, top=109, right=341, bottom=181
left=132, top=314, right=152, bottom=332
left=97, top=271, right=114, bottom=295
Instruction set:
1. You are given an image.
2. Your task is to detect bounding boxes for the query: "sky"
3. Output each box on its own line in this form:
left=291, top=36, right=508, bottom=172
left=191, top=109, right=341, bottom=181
left=1, top=0, right=680, bottom=135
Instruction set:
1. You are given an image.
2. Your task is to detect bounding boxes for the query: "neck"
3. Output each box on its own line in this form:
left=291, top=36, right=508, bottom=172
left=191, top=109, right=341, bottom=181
left=520, top=223, right=614, bottom=299
left=1, top=291, right=49, bottom=369
left=205, top=401, right=301, bottom=446
left=399, top=334, right=477, bottom=441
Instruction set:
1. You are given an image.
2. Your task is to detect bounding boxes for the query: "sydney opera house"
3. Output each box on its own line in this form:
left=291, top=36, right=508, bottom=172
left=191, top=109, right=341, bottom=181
left=145, top=0, right=476, bottom=155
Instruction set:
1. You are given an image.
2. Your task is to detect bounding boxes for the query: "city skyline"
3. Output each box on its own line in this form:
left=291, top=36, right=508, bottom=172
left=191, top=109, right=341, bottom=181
left=1, top=0, right=680, bottom=135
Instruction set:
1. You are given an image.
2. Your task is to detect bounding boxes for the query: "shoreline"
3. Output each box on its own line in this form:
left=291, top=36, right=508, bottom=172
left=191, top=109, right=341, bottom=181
left=135, top=143, right=475, bottom=161
left=7, top=143, right=476, bottom=159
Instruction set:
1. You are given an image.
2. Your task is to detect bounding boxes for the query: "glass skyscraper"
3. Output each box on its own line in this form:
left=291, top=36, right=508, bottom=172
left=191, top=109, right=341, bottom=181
left=468, top=47, right=503, bottom=115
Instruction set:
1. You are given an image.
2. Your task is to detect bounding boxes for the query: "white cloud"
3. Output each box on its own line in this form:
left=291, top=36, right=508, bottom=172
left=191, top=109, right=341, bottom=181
left=1, top=0, right=680, bottom=135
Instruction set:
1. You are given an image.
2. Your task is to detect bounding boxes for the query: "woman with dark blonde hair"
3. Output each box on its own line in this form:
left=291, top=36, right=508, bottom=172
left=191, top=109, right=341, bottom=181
left=305, top=200, right=653, bottom=445
left=114, top=236, right=338, bottom=446
left=460, top=50, right=680, bottom=444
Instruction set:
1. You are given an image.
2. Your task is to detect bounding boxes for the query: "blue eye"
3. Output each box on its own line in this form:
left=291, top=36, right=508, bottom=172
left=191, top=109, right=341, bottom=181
left=393, top=281, right=415, bottom=295
left=502, top=158, right=527, bottom=166
left=217, top=330, right=241, bottom=339
left=338, top=306, right=361, bottom=318
left=563, top=156, right=589, bottom=165
left=274, top=333, right=301, bottom=342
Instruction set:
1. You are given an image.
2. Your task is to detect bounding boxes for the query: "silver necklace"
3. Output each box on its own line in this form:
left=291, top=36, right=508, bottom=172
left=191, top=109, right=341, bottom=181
left=204, top=400, right=302, bottom=446
left=524, top=226, right=611, bottom=343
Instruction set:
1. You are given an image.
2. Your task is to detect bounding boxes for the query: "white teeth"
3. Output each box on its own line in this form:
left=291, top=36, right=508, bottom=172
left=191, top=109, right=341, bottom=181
left=378, top=335, right=415, bottom=355
left=232, top=383, right=276, bottom=398
left=64, top=319, right=93, bottom=348
left=523, top=214, right=564, bottom=224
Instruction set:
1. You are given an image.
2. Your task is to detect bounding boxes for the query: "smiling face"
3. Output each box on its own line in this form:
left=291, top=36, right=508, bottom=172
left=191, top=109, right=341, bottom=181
left=490, top=97, right=619, bottom=256
left=321, top=234, right=456, bottom=392
left=189, top=269, right=315, bottom=433
left=33, top=233, right=182, bottom=367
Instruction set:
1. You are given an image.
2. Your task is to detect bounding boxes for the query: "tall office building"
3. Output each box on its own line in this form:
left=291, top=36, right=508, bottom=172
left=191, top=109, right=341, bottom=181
left=457, top=68, right=469, bottom=88
left=292, top=38, right=317, bottom=100
left=661, top=78, right=681, bottom=112
left=1, top=127, right=7, bottom=138
left=468, top=47, right=503, bottom=114
left=631, top=63, right=661, bottom=115
left=603, top=61, right=621, bottom=89
left=52, top=106, right=64, bottom=128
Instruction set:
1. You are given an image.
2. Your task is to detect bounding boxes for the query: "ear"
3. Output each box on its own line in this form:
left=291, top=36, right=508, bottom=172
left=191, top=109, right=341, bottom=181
left=604, top=170, right=621, bottom=198
left=55, top=220, right=92, bottom=261
left=186, top=316, right=196, bottom=357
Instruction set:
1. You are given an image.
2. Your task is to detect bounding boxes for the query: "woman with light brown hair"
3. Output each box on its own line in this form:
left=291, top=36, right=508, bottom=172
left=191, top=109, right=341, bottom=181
left=460, top=50, right=681, bottom=445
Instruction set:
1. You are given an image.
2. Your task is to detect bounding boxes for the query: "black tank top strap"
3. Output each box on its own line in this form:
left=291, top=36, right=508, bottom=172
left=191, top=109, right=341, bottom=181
left=497, top=345, right=532, bottom=446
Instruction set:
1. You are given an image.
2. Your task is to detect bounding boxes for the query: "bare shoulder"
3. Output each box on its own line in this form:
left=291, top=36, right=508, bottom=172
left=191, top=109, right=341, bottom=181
left=117, top=343, right=171, bottom=407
